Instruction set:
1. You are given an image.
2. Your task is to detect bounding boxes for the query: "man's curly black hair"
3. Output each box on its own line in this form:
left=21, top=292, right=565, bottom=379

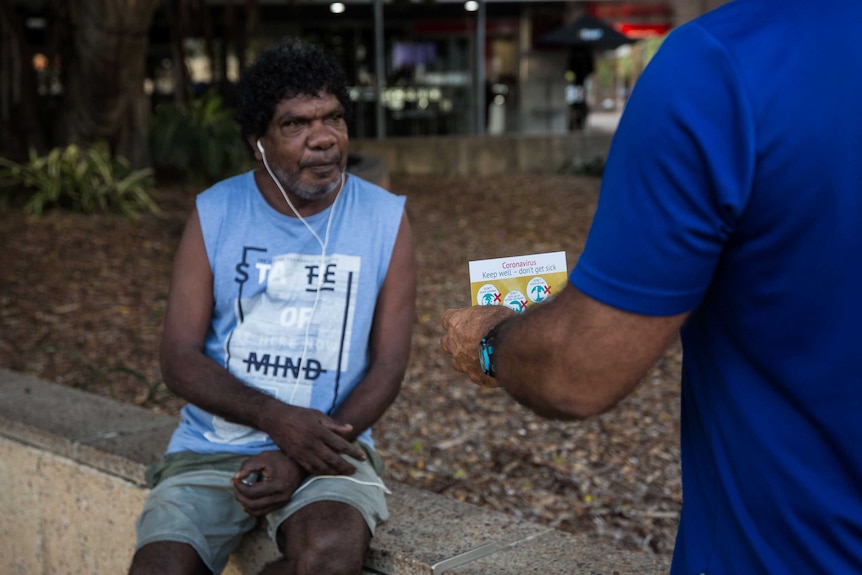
left=236, top=37, right=352, bottom=143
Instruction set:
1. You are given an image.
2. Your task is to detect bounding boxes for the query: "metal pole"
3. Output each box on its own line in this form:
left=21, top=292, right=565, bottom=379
left=475, top=0, right=486, bottom=135
left=374, top=0, right=386, bottom=139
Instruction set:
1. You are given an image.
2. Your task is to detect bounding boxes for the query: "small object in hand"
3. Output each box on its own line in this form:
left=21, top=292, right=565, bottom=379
left=241, top=470, right=262, bottom=486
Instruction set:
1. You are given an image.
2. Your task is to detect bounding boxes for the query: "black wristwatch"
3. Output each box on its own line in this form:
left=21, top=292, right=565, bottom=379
left=478, top=324, right=501, bottom=378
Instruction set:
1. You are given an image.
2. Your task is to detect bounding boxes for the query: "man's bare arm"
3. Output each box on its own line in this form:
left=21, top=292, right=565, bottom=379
left=441, top=283, right=688, bottom=419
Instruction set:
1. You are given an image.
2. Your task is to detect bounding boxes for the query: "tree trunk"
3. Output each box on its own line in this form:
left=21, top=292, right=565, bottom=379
left=200, top=0, right=217, bottom=83
left=60, top=0, right=161, bottom=168
left=0, top=0, right=46, bottom=158
left=170, top=0, right=191, bottom=106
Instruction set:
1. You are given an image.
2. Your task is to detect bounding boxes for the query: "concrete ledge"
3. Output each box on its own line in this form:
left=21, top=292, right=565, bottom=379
left=348, top=153, right=390, bottom=191
left=0, top=368, right=668, bottom=574
left=350, top=132, right=613, bottom=178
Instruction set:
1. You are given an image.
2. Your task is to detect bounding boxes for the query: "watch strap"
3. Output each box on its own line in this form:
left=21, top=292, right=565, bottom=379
left=478, top=324, right=501, bottom=377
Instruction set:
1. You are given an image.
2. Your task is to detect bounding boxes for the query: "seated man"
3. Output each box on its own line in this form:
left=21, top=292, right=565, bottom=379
left=128, top=38, right=416, bottom=575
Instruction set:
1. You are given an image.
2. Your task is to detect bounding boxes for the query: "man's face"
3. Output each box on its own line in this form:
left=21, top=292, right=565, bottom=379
left=258, top=91, right=349, bottom=202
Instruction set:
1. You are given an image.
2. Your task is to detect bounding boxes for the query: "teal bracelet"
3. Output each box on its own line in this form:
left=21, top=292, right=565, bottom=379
left=478, top=324, right=500, bottom=377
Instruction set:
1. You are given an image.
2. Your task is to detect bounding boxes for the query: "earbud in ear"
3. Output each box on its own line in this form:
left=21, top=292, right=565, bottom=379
left=257, top=140, right=265, bottom=154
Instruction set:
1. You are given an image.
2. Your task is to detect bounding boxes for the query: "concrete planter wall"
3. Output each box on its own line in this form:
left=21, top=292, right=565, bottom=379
left=349, top=132, right=613, bottom=183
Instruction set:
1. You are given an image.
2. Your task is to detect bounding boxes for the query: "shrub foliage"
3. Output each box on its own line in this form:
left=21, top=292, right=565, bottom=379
left=0, top=143, right=158, bottom=217
left=150, top=92, right=248, bottom=185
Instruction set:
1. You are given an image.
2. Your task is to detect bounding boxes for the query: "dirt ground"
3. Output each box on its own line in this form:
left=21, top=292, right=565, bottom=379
left=0, top=173, right=683, bottom=557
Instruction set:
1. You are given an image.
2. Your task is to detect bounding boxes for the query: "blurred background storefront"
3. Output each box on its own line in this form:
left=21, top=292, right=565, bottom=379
left=8, top=0, right=728, bottom=142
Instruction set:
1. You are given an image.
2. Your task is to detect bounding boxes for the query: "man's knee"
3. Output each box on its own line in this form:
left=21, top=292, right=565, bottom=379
left=278, top=504, right=371, bottom=575
left=262, top=533, right=366, bottom=575
left=129, top=541, right=212, bottom=575
left=294, top=533, right=366, bottom=575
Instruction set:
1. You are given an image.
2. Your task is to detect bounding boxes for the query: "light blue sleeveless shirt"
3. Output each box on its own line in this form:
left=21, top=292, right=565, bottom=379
left=166, top=170, right=405, bottom=455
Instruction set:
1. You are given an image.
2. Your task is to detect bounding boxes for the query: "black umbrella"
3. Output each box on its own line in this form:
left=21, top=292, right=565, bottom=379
left=537, top=15, right=636, bottom=50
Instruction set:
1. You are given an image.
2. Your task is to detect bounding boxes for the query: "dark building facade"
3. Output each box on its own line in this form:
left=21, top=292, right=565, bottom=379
left=6, top=0, right=726, bottom=142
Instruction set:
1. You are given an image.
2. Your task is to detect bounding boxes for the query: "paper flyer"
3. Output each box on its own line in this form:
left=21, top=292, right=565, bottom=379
left=469, top=251, right=567, bottom=313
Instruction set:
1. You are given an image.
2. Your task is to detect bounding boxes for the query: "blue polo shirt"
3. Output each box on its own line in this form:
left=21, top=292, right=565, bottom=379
left=570, top=0, right=862, bottom=572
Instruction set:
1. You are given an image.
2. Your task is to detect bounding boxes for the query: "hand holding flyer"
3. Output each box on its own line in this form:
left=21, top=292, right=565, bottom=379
left=469, top=251, right=567, bottom=312
left=439, top=251, right=567, bottom=389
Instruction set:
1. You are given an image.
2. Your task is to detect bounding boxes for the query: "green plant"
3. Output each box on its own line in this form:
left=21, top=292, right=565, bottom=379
left=150, top=91, right=248, bottom=184
left=0, top=143, right=158, bottom=217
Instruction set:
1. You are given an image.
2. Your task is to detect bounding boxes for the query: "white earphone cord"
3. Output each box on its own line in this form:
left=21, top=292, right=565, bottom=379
left=258, top=142, right=346, bottom=406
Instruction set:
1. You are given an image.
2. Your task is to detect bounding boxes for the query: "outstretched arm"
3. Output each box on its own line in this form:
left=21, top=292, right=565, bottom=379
left=160, top=207, right=366, bottom=475
left=441, top=283, right=688, bottom=419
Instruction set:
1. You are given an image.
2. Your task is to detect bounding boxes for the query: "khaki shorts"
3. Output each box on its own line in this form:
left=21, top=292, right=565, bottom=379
left=134, top=446, right=389, bottom=574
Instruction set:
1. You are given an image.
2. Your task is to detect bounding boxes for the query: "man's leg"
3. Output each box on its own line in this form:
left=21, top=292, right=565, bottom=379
left=129, top=541, right=212, bottom=575
left=131, top=457, right=257, bottom=575
left=261, top=501, right=371, bottom=575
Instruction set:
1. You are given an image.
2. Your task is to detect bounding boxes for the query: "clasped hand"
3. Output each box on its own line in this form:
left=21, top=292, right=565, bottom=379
left=264, top=404, right=366, bottom=476
left=232, top=450, right=305, bottom=516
